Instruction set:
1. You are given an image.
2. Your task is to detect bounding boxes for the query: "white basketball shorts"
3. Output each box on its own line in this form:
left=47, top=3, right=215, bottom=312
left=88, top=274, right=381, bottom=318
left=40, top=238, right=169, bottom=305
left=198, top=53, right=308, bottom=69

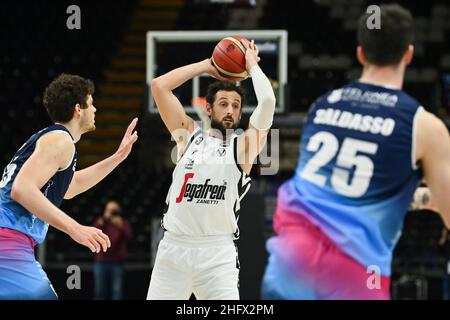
left=147, top=232, right=240, bottom=300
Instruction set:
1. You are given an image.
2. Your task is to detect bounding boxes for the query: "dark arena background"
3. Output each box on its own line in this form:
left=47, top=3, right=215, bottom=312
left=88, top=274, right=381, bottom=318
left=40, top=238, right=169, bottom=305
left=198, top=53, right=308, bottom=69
left=1, top=0, right=450, bottom=301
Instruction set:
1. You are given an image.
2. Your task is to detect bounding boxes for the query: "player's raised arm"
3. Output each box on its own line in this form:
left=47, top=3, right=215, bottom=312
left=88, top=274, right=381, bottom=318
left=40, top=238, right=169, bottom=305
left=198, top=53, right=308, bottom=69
left=64, top=118, right=138, bottom=199
left=151, top=59, right=227, bottom=145
left=11, top=133, right=110, bottom=253
left=237, top=40, right=276, bottom=174
left=416, top=109, right=450, bottom=227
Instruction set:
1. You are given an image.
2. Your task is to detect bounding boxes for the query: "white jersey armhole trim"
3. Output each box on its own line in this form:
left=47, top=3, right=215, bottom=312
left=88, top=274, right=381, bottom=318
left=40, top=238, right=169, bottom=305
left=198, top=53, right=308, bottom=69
left=233, top=136, right=252, bottom=183
left=39, top=130, right=75, bottom=172
left=411, top=106, right=424, bottom=171
left=232, top=136, right=245, bottom=176
left=177, top=125, right=202, bottom=163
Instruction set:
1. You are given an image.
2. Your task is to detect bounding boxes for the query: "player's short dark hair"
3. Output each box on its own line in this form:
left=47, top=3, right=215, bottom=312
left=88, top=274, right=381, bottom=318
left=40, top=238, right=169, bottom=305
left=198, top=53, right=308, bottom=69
left=43, top=73, right=95, bottom=123
left=357, top=3, right=414, bottom=66
left=206, top=81, right=246, bottom=109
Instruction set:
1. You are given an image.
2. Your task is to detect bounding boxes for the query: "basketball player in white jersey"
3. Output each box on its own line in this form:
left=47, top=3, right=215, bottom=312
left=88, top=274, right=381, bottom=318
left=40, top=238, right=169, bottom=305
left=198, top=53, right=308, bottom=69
left=147, top=40, right=276, bottom=300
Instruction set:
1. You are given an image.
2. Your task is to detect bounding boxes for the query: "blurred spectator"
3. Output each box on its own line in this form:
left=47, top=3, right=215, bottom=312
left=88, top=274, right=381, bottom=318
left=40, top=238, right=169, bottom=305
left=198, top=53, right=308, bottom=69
left=92, top=200, right=132, bottom=300
left=438, top=227, right=450, bottom=300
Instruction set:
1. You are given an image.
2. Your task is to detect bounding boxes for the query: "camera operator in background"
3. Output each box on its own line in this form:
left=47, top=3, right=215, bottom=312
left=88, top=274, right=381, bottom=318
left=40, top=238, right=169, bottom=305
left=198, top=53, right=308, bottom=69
left=92, top=200, right=132, bottom=300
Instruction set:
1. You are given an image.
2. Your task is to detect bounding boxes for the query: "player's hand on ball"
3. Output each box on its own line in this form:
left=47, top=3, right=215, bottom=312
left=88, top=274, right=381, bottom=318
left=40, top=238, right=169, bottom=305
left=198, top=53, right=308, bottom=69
left=69, top=224, right=111, bottom=253
left=244, top=39, right=260, bottom=73
left=203, top=58, right=228, bottom=81
left=115, top=117, right=138, bottom=161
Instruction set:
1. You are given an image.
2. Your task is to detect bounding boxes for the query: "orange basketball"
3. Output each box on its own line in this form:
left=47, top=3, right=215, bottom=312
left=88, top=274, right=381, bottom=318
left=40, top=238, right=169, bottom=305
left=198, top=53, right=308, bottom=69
left=211, top=36, right=249, bottom=81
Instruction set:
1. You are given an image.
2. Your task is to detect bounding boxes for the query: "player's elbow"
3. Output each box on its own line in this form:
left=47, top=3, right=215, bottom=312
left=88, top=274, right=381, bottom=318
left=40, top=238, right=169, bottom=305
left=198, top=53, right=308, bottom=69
left=151, top=78, right=160, bottom=90
left=151, top=78, right=167, bottom=93
left=10, top=180, right=24, bottom=202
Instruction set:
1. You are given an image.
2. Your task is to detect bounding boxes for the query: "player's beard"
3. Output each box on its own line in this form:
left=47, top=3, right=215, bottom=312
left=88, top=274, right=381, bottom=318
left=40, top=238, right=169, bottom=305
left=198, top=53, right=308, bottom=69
left=210, top=116, right=238, bottom=139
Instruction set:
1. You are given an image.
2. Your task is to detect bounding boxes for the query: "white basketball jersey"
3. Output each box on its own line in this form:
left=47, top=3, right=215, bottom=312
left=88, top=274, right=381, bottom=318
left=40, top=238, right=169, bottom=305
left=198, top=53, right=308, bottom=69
left=162, top=127, right=251, bottom=238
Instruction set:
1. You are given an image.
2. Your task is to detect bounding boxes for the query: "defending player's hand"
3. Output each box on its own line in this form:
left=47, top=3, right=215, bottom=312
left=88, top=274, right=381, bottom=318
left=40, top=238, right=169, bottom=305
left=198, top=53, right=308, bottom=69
left=69, top=224, right=111, bottom=253
left=115, top=117, right=139, bottom=161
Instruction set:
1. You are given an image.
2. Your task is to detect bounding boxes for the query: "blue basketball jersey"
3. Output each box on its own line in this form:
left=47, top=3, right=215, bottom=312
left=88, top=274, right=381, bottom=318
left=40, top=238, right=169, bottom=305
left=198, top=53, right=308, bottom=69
left=0, top=124, right=77, bottom=243
left=278, top=81, right=423, bottom=275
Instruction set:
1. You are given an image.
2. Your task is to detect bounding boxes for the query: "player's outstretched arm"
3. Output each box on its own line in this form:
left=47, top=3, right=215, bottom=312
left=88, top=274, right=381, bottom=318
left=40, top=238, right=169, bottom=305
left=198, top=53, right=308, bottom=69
left=64, top=118, right=138, bottom=199
left=237, top=40, right=276, bottom=174
left=151, top=59, right=227, bottom=145
left=416, top=109, right=450, bottom=227
left=11, top=133, right=110, bottom=253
